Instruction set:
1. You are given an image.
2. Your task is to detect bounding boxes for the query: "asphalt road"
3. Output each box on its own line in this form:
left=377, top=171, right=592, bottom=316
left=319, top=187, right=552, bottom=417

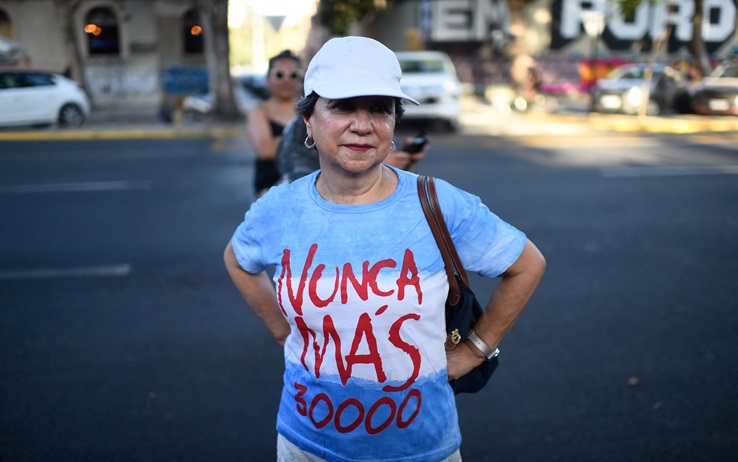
left=1, top=132, right=737, bottom=461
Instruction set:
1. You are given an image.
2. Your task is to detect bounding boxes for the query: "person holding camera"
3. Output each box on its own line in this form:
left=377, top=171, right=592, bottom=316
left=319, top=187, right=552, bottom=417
left=224, top=36, right=545, bottom=461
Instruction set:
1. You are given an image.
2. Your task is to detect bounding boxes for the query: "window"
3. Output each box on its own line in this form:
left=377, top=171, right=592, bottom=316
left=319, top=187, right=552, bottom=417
left=183, top=9, right=203, bottom=55
left=0, top=72, right=55, bottom=90
left=0, top=73, right=19, bottom=89
left=85, top=7, right=120, bottom=55
left=21, top=73, right=55, bottom=87
left=399, top=59, right=446, bottom=74
left=0, top=9, right=11, bottom=38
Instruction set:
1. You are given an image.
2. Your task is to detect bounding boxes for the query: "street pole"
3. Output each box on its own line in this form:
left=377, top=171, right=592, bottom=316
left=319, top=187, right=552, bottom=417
left=582, top=9, right=605, bottom=114
left=590, top=31, right=598, bottom=113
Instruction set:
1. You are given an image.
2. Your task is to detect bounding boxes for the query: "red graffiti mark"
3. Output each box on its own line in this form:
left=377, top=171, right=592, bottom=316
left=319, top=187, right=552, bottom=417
left=365, top=397, right=397, bottom=435
left=375, top=304, right=389, bottom=316
left=293, top=382, right=423, bottom=434
left=309, top=264, right=339, bottom=308
left=295, top=315, right=347, bottom=381
left=383, top=313, right=421, bottom=392
left=346, top=312, right=386, bottom=384
left=335, top=398, right=364, bottom=433
left=341, top=261, right=370, bottom=304
left=278, top=244, right=319, bottom=316
left=279, top=245, right=424, bottom=313
left=294, top=382, right=308, bottom=416
left=397, top=389, right=422, bottom=428
left=309, top=393, right=333, bottom=428
left=397, top=249, right=422, bottom=304
left=367, top=259, right=397, bottom=297
left=296, top=310, right=421, bottom=390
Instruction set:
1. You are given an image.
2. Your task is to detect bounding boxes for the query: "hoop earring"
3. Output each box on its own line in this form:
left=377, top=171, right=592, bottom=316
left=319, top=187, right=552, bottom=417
left=304, top=136, right=315, bottom=149
left=390, top=141, right=396, bottom=151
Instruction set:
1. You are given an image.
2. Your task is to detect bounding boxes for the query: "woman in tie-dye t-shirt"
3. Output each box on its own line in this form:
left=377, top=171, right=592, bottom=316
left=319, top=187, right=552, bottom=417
left=224, top=36, right=546, bottom=462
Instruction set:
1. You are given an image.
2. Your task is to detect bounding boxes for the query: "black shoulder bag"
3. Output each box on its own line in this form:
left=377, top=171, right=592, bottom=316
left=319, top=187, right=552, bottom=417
left=417, top=175, right=499, bottom=394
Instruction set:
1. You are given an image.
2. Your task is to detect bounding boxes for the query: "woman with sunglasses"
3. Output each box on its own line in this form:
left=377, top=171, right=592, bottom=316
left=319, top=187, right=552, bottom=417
left=246, top=50, right=303, bottom=197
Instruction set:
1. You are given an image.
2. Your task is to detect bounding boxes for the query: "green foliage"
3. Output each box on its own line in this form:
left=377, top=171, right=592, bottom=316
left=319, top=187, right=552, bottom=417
left=317, top=0, right=376, bottom=36
left=616, top=0, right=657, bottom=16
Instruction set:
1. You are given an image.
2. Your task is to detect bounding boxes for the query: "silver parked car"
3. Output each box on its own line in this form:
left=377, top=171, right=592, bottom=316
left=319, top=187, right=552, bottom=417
left=0, top=69, right=91, bottom=128
left=690, top=62, right=738, bottom=115
left=593, top=63, right=687, bottom=115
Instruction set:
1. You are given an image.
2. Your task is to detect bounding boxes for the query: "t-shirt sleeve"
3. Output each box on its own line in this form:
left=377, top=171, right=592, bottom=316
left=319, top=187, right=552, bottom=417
left=230, top=205, right=268, bottom=274
left=436, top=179, right=527, bottom=278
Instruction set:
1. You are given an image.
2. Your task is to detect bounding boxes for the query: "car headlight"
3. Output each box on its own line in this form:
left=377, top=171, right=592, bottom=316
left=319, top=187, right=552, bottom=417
left=443, top=80, right=459, bottom=94
left=625, top=87, right=643, bottom=107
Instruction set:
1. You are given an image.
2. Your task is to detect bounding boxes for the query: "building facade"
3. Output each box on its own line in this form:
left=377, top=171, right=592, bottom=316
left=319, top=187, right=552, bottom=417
left=0, top=0, right=205, bottom=110
left=365, top=0, right=736, bottom=94
left=1, top=0, right=736, bottom=110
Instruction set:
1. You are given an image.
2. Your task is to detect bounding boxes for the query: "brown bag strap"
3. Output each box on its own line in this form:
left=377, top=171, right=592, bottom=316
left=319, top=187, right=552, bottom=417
left=417, top=175, right=471, bottom=306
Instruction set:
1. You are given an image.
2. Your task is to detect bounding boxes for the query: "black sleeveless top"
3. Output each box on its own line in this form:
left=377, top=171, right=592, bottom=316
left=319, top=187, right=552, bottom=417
left=254, top=120, right=285, bottom=194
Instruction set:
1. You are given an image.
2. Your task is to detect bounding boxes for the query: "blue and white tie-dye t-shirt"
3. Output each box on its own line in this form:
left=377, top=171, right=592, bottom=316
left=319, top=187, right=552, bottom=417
left=231, top=167, right=526, bottom=462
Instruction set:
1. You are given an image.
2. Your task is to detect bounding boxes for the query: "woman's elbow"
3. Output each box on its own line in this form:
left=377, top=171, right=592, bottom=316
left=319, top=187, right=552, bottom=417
left=224, top=241, right=238, bottom=269
left=506, top=239, right=546, bottom=281
left=527, top=239, right=547, bottom=280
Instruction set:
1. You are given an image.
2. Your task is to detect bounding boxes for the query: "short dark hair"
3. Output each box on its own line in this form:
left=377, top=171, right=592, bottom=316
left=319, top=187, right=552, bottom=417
left=296, top=92, right=405, bottom=122
left=267, top=50, right=301, bottom=74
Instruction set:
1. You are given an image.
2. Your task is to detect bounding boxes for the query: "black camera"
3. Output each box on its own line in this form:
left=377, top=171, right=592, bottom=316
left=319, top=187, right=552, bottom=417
left=403, top=130, right=429, bottom=154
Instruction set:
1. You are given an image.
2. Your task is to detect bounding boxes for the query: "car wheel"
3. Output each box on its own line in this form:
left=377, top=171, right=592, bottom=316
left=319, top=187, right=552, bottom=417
left=58, top=104, right=85, bottom=127
left=646, top=99, right=660, bottom=116
left=445, top=120, right=460, bottom=132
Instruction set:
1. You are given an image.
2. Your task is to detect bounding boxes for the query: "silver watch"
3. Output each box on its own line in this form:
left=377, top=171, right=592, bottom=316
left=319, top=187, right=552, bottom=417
left=467, top=331, right=500, bottom=360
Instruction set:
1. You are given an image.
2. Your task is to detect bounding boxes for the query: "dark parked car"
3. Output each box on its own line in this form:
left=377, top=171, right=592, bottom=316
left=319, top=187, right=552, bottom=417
left=690, top=62, right=738, bottom=115
left=593, top=63, right=688, bottom=115
left=0, top=69, right=90, bottom=127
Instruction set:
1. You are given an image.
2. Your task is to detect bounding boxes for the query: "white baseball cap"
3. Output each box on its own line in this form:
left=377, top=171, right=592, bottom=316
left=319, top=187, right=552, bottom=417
left=304, top=36, right=419, bottom=105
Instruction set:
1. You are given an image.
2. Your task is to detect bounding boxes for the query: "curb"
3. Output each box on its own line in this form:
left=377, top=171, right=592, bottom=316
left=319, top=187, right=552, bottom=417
left=0, top=111, right=736, bottom=141
left=554, top=113, right=738, bottom=134
left=0, top=125, right=244, bottom=141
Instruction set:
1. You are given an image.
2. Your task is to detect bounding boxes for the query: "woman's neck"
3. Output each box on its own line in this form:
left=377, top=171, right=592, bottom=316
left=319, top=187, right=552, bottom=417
left=316, top=165, right=398, bottom=205
left=264, top=98, right=297, bottom=124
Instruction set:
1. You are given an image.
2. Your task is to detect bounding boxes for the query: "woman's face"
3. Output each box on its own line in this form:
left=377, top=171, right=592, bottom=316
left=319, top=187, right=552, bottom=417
left=305, top=96, right=397, bottom=175
left=267, top=58, right=302, bottom=100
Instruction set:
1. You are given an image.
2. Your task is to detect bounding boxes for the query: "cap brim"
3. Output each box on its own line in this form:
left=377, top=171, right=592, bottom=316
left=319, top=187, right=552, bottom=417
left=313, top=82, right=420, bottom=106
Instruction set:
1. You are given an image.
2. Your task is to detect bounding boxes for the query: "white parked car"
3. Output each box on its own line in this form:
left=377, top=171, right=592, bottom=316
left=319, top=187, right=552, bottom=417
left=0, top=69, right=91, bottom=128
left=395, top=51, right=462, bottom=131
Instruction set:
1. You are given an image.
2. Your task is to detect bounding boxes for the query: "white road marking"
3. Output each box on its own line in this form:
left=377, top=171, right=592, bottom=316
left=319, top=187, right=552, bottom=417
left=0, top=180, right=152, bottom=193
left=0, top=264, right=132, bottom=280
left=601, top=165, right=738, bottom=178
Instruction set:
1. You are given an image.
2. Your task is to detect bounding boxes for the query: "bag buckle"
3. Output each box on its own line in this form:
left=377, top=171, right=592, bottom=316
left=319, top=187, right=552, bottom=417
left=445, top=329, right=462, bottom=351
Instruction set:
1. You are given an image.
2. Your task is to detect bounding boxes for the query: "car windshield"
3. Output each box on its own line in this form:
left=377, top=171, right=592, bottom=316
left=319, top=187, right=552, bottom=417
left=399, top=59, right=446, bottom=74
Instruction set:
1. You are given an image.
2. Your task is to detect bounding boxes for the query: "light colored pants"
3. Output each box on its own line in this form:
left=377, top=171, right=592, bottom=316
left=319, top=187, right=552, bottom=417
left=277, top=434, right=462, bottom=462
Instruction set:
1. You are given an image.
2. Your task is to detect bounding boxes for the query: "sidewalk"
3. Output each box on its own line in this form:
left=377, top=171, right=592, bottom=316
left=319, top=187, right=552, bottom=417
left=0, top=107, right=245, bottom=141
left=459, top=96, right=738, bottom=136
left=1, top=96, right=737, bottom=141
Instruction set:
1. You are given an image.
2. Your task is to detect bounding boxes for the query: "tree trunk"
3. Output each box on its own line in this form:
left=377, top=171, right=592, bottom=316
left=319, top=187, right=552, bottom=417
left=198, top=0, right=239, bottom=121
left=691, top=0, right=711, bottom=77
left=55, top=0, right=89, bottom=97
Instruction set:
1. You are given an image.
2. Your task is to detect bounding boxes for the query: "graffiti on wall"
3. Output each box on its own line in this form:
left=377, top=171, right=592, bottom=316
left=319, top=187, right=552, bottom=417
left=551, top=0, right=737, bottom=53
left=86, top=64, right=159, bottom=103
left=421, top=0, right=736, bottom=54
left=425, top=0, right=511, bottom=43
